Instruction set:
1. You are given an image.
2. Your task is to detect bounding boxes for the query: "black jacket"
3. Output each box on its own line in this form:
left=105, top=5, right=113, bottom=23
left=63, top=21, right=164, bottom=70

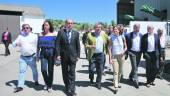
left=141, top=33, right=160, bottom=59
left=56, top=29, right=80, bottom=62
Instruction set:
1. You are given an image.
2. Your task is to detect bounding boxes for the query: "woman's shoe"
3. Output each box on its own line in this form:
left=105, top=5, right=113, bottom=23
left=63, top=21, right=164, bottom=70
left=114, top=87, right=118, bottom=94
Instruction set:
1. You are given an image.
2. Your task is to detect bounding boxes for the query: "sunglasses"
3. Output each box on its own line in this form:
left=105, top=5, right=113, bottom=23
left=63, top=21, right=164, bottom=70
left=23, top=27, right=29, bottom=29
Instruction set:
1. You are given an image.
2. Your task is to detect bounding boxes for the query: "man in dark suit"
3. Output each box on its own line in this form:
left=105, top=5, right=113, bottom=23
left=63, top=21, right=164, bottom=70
left=1, top=28, right=12, bottom=56
left=141, top=25, right=160, bottom=88
left=56, top=19, right=80, bottom=96
left=126, top=24, right=142, bottom=89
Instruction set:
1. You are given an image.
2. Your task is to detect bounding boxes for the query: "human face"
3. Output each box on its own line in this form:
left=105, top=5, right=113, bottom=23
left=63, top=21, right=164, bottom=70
left=65, top=19, right=74, bottom=29
left=43, top=22, right=50, bottom=32
left=95, top=24, right=102, bottom=33
left=109, top=26, right=113, bottom=32
left=22, top=24, right=30, bottom=33
left=133, top=24, right=140, bottom=33
left=114, top=27, right=119, bottom=36
left=147, top=25, right=154, bottom=34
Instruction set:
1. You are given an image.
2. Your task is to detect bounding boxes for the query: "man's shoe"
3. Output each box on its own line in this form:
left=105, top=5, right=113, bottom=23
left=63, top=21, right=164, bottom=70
left=133, top=82, right=139, bottom=89
left=34, top=81, right=39, bottom=86
left=150, top=82, right=155, bottom=86
left=114, top=87, right=118, bottom=94
left=96, top=84, right=101, bottom=89
left=47, top=87, right=52, bottom=93
left=118, top=85, right=121, bottom=88
left=157, top=75, right=163, bottom=80
left=71, top=91, right=77, bottom=96
left=146, top=83, right=150, bottom=88
left=14, top=87, right=23, bottom=93
left=90, top=80, right=94, bottom=86
left=43, top=85, right=48, bottom=90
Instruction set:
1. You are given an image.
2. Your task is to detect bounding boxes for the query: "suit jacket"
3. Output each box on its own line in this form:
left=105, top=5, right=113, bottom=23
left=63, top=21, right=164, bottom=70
left=126, top=32, right=143, bottom=52
left=56, top=29, right=80, bottom=62
left=1, top=31, right=12, bottom=43
left=141, top=33, right=160, bottom=59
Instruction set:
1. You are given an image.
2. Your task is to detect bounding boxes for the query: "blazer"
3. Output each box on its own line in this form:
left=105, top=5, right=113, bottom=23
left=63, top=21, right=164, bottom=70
left=126, top=32, right=143, bottom=51
left=1, top=31, right=12, bottom=43
left=56, top=29, right=80, bottom=62
left=141, top=33, right=160, bottom=58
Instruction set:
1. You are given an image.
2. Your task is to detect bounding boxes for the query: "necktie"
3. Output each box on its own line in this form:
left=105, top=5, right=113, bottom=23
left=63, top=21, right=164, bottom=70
left=67, top=31, right=71, bottom=43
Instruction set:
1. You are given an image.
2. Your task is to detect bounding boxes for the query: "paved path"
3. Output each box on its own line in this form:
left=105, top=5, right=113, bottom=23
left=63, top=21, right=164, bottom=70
left=0, top=43, right=170, bottom=96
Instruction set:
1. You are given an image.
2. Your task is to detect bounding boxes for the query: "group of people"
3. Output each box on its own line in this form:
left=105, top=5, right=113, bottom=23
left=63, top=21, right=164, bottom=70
left=83, top=23, right=166, bottom=94
left=4, top=18, right=166, bottom=96
left=12, top=19, right=80, bottom=96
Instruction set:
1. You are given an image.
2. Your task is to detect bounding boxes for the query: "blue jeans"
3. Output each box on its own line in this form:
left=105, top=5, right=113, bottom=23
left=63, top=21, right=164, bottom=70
left=17, top=55, right=38, bottom=87
left=89, top=53, right=105, bottom=84
left=40, top=57, right=54, bottom=88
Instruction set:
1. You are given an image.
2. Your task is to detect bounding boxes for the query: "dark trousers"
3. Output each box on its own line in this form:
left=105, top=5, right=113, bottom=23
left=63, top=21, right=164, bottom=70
left=144, top=51, right=158, bottom=84
left=4, top=41, right=10, bottom=55
left=84, top=46, right=88, bottom=59
left=89, top=53, right=105, bottom=84
left=41, top=57, right=54, bottom=88
left=61, top=57, right=76, bottom=92
left=129, top=51, right=142, bottom=83
left=158, top=48, right=165, bottom=76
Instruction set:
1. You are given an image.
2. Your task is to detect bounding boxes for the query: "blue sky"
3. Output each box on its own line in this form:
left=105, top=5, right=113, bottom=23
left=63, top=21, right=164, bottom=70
left=0, top=0, right=117, bottom=24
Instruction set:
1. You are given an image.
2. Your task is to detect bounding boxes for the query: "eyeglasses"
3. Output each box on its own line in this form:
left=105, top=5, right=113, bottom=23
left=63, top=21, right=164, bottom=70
left=23, top=27, right=29, bottom=29
left=67, top=22, right=73, bottom=24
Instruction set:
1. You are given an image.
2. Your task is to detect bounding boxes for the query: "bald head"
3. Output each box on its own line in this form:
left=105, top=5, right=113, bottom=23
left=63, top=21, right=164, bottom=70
left=147, top=25, right=154, bottom=34
left=133, top=24, right=140, bottom=33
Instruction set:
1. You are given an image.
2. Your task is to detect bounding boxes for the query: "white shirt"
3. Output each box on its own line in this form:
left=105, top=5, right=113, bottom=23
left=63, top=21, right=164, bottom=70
left=110, top=35, right=124, bottom=56
left=13, top=32, right=38, bottom=56
left=95, top=35, right=104, bottom=53
left=131, top=33, right=141, bottom=52
left=160, top=35, right=166, bottom=48
left=147, top=34, right=155, bottom=52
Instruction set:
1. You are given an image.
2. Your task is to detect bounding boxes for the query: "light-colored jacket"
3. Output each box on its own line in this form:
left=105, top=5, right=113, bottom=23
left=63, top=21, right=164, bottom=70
left=13, top=32, right=38, bottom=56
left=85, top=31, right=108, bottom=61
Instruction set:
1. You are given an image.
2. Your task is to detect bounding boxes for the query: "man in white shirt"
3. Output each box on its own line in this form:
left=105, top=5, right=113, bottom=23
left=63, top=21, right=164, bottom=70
left=13, top=24, right=39, bottom=92
left=156, top=28, right=166, bottom=79
left=126, top=24, right=142, bottom=89
left=141, top=25, right=160, bottom=88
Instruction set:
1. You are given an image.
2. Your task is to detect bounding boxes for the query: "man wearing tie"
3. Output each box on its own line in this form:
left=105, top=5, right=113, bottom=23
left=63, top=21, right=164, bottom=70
left=141, top=25, right=160, bottom=88
left=56, top=19, right=80, bottom=96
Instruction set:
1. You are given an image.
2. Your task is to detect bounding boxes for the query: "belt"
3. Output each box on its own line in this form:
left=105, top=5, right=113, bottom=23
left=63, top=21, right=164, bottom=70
left=93, top=52, right=103, bottom=56
left=22, top=53, right=35, bottom=57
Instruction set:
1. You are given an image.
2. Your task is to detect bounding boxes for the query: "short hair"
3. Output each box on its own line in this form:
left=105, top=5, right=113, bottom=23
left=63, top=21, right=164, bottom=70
left=42, top=20, right=54, bottom=32
left=22, top=24, right=30, bottom=29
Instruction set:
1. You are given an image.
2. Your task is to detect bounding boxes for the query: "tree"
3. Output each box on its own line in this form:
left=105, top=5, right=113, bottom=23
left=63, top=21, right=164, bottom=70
left=111, top=20, right=116, bottom=26
left=140, top=4, right=167, bottom=21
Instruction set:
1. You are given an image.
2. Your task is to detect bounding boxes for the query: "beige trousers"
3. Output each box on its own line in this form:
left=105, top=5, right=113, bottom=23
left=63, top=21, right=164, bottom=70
left=112, top=54, right=124, bottom=87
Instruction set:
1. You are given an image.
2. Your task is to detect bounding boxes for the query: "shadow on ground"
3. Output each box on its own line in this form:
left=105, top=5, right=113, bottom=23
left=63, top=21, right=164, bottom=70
left=5, top=80, right=44, bottom=91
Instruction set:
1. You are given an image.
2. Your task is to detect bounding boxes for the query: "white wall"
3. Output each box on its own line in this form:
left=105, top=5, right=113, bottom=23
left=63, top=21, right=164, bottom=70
left=20, top=15, right=44, bottom=33
left=129, top=21, right=167, bottom=35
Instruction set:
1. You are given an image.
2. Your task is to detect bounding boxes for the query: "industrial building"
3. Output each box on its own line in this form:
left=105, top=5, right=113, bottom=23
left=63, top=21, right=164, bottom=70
left=0, top=4, right=45, bottom=41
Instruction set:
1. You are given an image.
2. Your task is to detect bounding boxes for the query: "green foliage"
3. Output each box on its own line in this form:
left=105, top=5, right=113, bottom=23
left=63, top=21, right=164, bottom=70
left=46, top=19, right=116, bottom=31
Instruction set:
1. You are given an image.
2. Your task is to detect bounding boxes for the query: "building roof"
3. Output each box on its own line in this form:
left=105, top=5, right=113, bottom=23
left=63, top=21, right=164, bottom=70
left=0, top=4, right=44, bottom=17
